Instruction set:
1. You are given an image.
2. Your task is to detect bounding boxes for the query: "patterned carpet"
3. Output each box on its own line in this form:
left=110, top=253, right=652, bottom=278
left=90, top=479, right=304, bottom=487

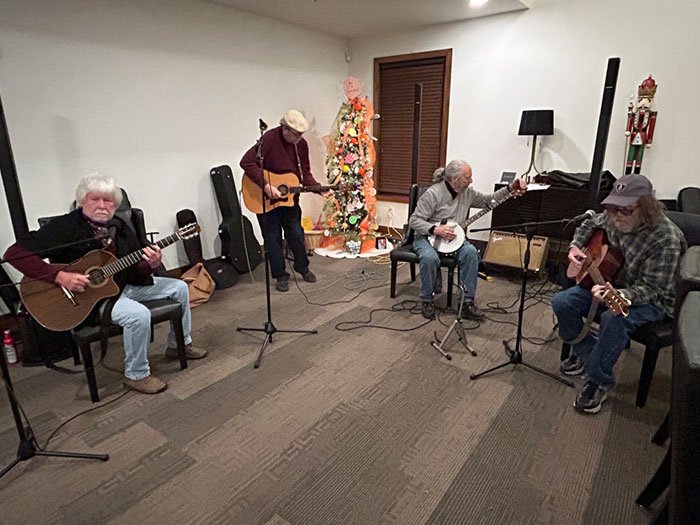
left=0, top=255, right=670, bottom=524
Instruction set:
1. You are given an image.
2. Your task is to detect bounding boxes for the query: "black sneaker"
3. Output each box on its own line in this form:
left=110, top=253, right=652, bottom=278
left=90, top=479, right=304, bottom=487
left=460, top=301, right=485, bottom=320
left=560, top=354, right=584, bottom=376
left=302, top=271, right=317, bottom=283
left=276, top=279, right=289, bottom=292
left=574, top=381, right=608, bottom=414
left=421, top=302, right=435, bottom=320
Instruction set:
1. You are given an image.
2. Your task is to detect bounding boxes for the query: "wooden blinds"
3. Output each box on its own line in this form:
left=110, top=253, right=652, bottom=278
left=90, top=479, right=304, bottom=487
left=375, top=54, right=449, bottom=197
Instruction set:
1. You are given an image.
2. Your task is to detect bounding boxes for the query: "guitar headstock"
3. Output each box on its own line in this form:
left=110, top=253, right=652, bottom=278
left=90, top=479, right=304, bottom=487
left=602, top=283, right=630, bottom=317
left=178, top=223, right=201, bottom=239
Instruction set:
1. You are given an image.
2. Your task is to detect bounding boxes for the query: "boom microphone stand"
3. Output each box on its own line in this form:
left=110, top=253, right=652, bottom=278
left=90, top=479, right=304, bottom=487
left=469, top=219, right=574, bottom=387
left=237, top=119, right=317, bottom=368
left=1, top=352, right=109, bottom=480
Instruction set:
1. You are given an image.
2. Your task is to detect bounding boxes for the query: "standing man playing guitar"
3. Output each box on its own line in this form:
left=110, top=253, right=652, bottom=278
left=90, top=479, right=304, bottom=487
left=240, top=109, right=326, bottom=292
left=408, top=160, right=526, bottom=320
left=552, top=174, right=686, bottom=414
left=3, top=173, right=207, bottom=395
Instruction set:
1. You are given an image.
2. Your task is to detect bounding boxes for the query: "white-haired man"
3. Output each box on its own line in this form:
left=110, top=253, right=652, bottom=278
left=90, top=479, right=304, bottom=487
left=240, top=109, right=325, bottom=292
left=4, top=173, right=207, bottom=394
left=409, top=160, right=526, bottom=320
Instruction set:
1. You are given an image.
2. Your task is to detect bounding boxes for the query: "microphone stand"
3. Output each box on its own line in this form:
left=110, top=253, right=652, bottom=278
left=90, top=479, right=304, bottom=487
left=237, top=120, right=317, bottom=368
left=469, top=218, right=575, bottom=387
left=1, top=351, right=109, bottom=480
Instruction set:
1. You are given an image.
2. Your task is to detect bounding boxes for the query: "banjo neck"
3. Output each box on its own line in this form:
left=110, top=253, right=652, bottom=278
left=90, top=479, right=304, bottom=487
left=458, top=189, right=514, bottom=230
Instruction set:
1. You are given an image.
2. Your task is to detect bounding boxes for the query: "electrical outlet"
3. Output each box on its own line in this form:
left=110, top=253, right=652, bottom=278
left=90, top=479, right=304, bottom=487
left=386, top=207, right=394, bottom=225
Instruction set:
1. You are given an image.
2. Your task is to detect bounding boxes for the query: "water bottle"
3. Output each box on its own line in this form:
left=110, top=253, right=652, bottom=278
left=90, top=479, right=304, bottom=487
left=3, top=329, right=18, bottom=365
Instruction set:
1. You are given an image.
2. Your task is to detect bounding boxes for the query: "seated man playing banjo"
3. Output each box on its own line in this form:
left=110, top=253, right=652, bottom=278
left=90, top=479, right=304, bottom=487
left=552, top=174, right=686, bottom=414
left=408, top=160, right=526, bottom=320
left=3, top=173, right=207, bottom=395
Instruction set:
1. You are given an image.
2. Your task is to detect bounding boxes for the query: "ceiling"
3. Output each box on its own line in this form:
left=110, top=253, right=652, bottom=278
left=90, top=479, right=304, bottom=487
left=204, top=0, right=529, bottom=38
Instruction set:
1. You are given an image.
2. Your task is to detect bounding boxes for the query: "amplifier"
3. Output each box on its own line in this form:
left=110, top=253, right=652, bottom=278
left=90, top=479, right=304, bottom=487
left=482, top=230, right=549, bottom=272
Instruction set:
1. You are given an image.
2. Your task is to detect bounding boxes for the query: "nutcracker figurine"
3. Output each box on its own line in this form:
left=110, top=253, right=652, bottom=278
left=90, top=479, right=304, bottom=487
left=625, top=75, right=658, bottom=175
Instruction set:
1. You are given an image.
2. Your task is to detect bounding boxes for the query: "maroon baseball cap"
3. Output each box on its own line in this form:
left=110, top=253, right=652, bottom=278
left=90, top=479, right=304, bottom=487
left=601, top=174, right=654, bottom=207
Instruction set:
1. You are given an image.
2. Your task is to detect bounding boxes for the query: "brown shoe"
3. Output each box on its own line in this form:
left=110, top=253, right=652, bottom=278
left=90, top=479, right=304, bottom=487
left=122, top=374, right=168, bottom=394
left=165, top=343, right=208, bottom=360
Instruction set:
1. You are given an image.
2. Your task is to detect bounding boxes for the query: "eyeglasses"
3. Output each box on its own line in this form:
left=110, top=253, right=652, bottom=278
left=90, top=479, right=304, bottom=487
left=605, top=205, right=638, bottom=216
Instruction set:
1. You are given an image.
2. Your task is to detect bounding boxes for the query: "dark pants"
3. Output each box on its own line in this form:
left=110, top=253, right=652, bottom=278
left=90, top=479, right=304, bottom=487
left=257, top=204, right=309, bottom=280
left=552, top=286, right=666, bottom=387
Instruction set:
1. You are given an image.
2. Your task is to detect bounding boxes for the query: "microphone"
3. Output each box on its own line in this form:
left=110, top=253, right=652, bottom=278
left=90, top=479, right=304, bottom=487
left=258, top=118, right=268, bottom=132
left=567, top=209, right=596, bottom=226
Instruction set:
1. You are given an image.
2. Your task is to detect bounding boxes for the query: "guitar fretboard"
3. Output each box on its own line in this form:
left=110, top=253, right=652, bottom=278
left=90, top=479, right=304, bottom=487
left=101, top=233, right=182, bottom=277
left=586, top=263, right=606, bottom=287
left=290, top=185, right=336, bottom=195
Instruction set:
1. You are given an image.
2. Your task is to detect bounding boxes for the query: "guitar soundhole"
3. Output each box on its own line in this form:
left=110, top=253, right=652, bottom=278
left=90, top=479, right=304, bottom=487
left=88, top=269, right=107, bottom=286
left=277, top=185, right=290, bottom=197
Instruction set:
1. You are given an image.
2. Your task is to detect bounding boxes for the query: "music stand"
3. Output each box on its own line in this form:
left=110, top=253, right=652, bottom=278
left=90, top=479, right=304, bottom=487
left=469, top=219, right=574, bottom=387
left=237, top=120, right=317, bottom=368
left=431, top=284, right=478, bottom=360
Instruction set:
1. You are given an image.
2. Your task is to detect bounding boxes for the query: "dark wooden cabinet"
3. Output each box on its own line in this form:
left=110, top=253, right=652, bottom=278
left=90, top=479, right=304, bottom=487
left=491, top=183, right=610, bottom=240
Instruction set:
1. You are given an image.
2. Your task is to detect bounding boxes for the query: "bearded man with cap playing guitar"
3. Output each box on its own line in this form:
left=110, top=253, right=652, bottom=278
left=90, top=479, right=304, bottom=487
left=552, top=174, right=686, bottom=414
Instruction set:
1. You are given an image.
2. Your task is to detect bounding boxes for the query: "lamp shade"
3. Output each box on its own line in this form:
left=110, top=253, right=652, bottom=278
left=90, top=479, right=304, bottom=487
left=518, top=109, right=554, bottom=136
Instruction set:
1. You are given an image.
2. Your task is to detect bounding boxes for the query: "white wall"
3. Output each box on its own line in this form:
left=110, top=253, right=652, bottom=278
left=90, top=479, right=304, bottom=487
left=349, top=0, right=700, bottom=237
left=0, top=0, right=349, bottom=271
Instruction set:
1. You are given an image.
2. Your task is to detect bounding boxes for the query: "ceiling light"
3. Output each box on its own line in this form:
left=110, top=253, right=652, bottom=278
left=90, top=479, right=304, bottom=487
left=469, top=0, right=489, bottom=7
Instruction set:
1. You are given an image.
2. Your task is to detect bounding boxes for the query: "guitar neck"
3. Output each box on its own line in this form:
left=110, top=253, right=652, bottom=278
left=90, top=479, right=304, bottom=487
left=289, top=185, right=335, bottom=195
left=101, top=233, right=181, bottom=277
left=459, top=190, right=513, bottom=230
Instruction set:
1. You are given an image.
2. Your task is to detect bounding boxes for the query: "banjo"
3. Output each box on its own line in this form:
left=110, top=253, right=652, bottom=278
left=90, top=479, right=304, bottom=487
left=427, top=188, right=520, bottom=254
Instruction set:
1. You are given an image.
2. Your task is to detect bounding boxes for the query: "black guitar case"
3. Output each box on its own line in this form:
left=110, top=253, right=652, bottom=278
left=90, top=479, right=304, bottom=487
left=210, top=165, right=262, bottom=273
left=175, top=208, right=238, bottom=289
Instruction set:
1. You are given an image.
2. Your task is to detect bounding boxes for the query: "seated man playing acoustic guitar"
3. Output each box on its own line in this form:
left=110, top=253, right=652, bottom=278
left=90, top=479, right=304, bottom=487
left=3, top=173, right=207, bottom=395
left=552, top=174, right=686, bottom=414
left=408, top=160, right=526, bottom=320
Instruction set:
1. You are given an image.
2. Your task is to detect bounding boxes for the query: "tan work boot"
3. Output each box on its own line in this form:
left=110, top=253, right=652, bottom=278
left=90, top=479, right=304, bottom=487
left=123, top=374, right=168, bottom=394
left=165, top=343, right=208, bottom=360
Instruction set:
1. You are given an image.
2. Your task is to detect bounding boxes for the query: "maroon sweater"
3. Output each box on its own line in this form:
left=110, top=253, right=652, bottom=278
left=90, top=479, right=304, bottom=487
left=239, top=126, right=320, bottom=188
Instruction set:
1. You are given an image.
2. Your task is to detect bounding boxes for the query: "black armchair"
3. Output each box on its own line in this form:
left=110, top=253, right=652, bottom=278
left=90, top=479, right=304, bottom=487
left=678, top=186, right=700, bottom=215
left=389, top=184, right=458, bottom=308
left=39, top=187, right=187, bottom=402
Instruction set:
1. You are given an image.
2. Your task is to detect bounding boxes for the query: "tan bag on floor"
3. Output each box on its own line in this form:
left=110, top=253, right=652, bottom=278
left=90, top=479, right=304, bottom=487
left=181, top=263, right=215, bottom=307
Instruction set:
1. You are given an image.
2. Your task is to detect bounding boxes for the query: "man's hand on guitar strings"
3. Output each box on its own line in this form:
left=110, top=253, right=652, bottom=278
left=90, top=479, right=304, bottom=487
left=54, top=270, right=91, bottom=293
left=264, top=183, right=283, bottom=199
left=567, top=245, right=587, bottom=267
left=142, top=245, right=163, bottom=269
left=433, top=224, right=456, bottom=241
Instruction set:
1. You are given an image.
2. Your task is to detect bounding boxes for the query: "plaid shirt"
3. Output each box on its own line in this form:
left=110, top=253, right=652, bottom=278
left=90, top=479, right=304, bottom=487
left=572, top=212, right=687, bottom=316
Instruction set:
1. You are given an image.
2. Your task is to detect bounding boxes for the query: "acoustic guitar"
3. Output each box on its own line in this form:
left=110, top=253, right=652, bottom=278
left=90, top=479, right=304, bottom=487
left=241, top=171, right=339, bottom=214
left=566, top=229, right=630, bottom=316
left=428, top=186, right=524, bottom=254
left=19, top=223, right=200, bottom=332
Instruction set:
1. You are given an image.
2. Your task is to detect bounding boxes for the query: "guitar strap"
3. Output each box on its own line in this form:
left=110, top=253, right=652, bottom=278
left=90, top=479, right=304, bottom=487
left=560, top=298, right=600, bottom=345
left=293, top=144, right=304, bottom=182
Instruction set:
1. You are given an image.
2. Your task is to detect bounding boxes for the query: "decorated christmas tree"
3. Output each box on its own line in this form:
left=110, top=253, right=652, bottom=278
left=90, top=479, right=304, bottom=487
left=321, top=77, right=378, bottom=254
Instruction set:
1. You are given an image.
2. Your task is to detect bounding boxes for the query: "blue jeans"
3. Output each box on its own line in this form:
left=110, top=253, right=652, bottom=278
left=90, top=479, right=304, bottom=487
left=257, top=204, right=309, bottom=280
left=413, top=237, right=479, bottom=304
left=551, top=286, right=666, bottom=388
left=109, top=277, right=193, bottom=380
